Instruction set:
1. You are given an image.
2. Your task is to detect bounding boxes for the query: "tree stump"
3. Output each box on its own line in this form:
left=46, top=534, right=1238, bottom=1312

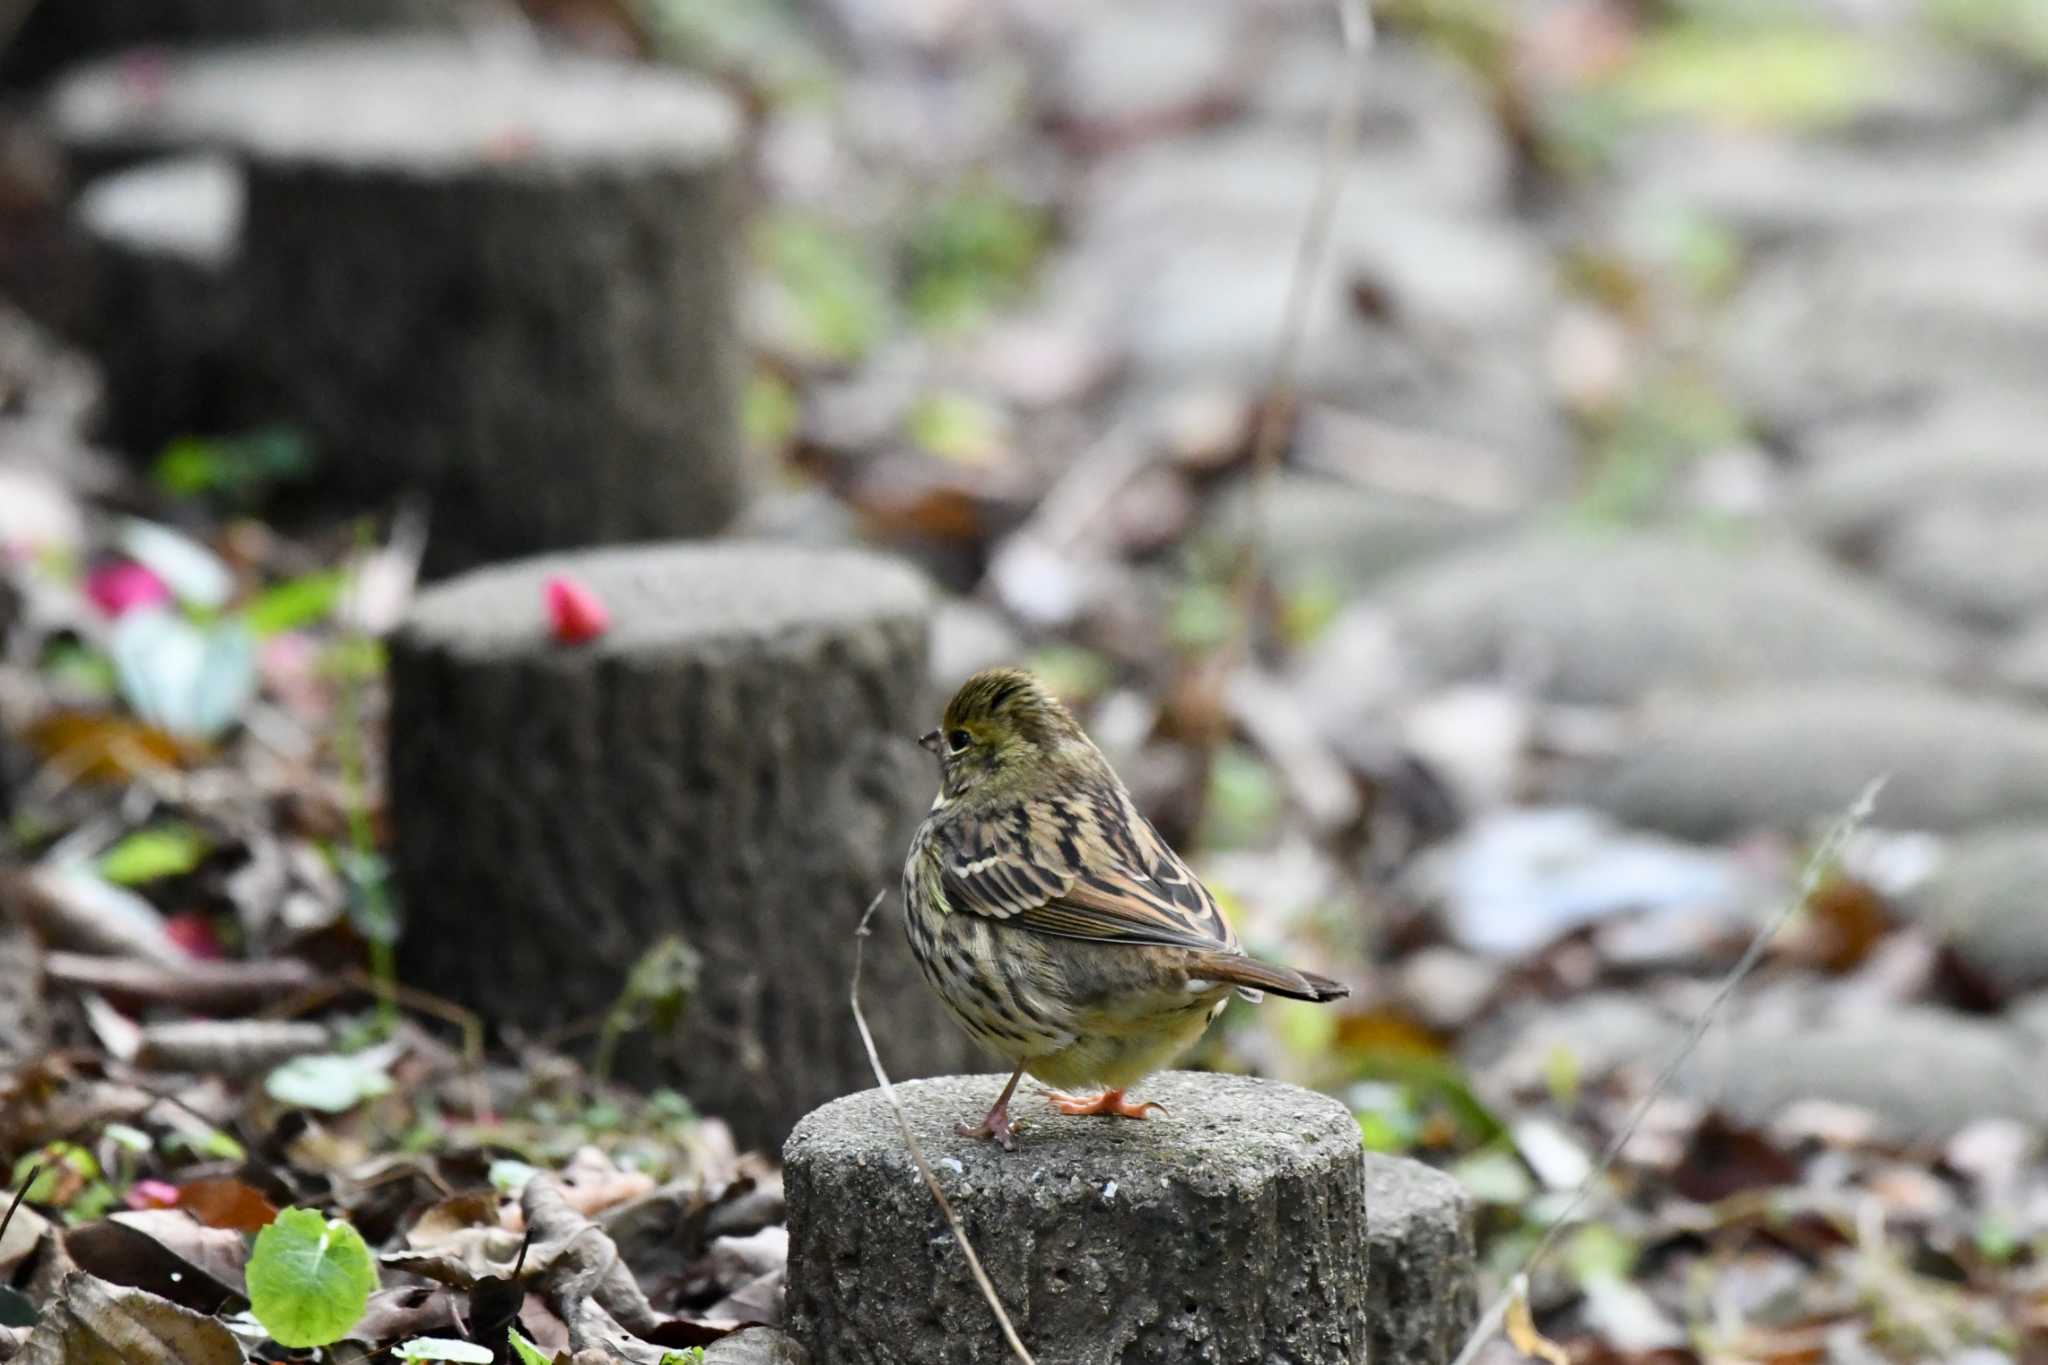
left=1361, top=1152, right=1479, bottom=1365
left=50, top=38, right=746, bottom=571
left=387, top=543, right=979, bottom=1151
left=3, top=0, right=462, bottom=91
left=784, top=1072, right=1377, bottom=1365
left=73, top=155, right=252, bottom=455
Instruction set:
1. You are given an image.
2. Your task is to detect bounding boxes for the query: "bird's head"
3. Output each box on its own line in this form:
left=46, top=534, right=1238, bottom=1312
left=922, top=667, right=1093, bottom=802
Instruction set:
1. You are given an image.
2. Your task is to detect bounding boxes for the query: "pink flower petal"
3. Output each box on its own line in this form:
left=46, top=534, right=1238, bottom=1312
left=126, top=1179, right=182, bottom=1210
left=86, top=560, right=173, bottom=618
left=545, top=576, right=610, bottom=644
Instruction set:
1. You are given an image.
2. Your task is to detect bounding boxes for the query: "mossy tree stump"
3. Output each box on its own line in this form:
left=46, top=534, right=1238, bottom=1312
left=51, top=38, right=746, bottom=570
left=388, top=544, right=979, bottom=1150
left=785, top=1074, right=1481, bottom=1364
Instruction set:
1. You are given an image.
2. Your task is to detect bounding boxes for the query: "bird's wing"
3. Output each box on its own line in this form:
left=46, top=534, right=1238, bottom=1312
left=931, top=791, right=1239, bottom=953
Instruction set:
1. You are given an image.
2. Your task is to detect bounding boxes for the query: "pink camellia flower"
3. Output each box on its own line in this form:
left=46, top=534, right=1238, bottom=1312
left=545, top=575, right=610, bottom=644
left=163, top=911, right=225, bottom=961
left=126, top=1179, right=181, bottom=1210
left=86, top=560, right=173, bottom=618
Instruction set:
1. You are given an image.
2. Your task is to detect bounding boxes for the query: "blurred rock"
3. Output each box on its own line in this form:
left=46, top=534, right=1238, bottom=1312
left=1209, top=472, right=1499, bottom=595
left=1406, top=806, right=1754, bottom=957
left=1616, top=106, right=2048, bottom=240
left=1874, top=500, right=2048, bottom=629
left=1463, top=992, right=1684, bottom=1097
left=1681, top=1008, right=2044, bottom=1143
left=1722, top=221, right=2048, bottom=434
left=1050, top=0, right=1242, bottom=138
left=1995, top=616, right=2048, bottom=700
left=1588, top=683, right=2048, bottom=839
left=1793, top=396, right=2048, bottom=541
left=1368, top=528, right=1956, bottom=705
left=1904, top=825, right=2048, bottom=999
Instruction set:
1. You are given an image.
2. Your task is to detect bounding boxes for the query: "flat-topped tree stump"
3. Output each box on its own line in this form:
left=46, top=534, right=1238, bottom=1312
left=388, top=543, right=978, bottom=1151
left=2, top=0, right=462, bottom=90
left=51, top=38, right=745, bottom=571
left=73, top=155, right=253, bottom=455
left=787, top=1073, right=1376, bottom=1364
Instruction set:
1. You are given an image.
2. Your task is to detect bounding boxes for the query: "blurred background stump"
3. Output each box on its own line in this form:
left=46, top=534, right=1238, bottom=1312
left=1362, top=1153, right=1480, bottom=1365
left=49, top=38, right=745, bottom=570
left=72, top=155, right=251, bottom=455
left=0, top=0, right=464, bottom=92
left=785, top=1073, right=1404, bottom=1365
left=387, top=543, right=978, bottom=1151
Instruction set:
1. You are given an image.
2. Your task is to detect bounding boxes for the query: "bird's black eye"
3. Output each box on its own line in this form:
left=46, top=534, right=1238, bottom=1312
left=947, top=729, right=972, bottom=753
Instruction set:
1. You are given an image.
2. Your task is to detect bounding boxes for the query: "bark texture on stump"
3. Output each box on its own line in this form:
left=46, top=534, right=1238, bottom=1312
left=51, top=39, right=745, bottom=571
left=1362, top=1152, right=1479, bottom=1365
left=784, top=1072, right=1372, bottom=1365
left=388, top=544, right=978, bottom=1152
left=74, top=155, right=252, bottom=455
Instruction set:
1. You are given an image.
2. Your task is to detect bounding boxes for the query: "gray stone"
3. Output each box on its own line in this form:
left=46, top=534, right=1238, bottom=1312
left=1209, top=472, right=1502, bottom=596
left=1051, top=0, right=1242, bottom=135
left=1722, top=222, right=2048, bottom=433
left=1615, top=102, right=2048, bottom=240
left=1369, top=529, right=1956, bottom=705
left=1995, top=617, right=2048, bottom=699
left=1793, top=399, right=2048, bottom=546
left=1875, top=500, right=2048, bottom=629
left=1904, top=825, right=2048, bottom=998
left=1681, top=1008, right=2045, bottom=1143
left=53, top=38, right=747, bottom=571
left=784, top=1072, right=1381, bottom=1364
left=707, top=1327, right=811, bottom=1365
left=1587, top=683, right=2048, bottom=839
left=1361, top=1152, right=1479, bottom=1365
left=73, top=156, right=252, bottom=456
left=1463, top=993, right=1685, bottom=1098
left=389, top=544, right=976, bottom=1151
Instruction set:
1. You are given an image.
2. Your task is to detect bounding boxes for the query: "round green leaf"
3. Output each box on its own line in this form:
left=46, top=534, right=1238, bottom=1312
left=245, top=1207, right=378, bottom=1348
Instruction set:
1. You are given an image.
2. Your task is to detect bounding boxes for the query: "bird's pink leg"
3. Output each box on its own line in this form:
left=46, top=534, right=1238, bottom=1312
left=957, top=1063, right=1028, bottom=1150
left=1043, top=1088, right=1166, bottom=1119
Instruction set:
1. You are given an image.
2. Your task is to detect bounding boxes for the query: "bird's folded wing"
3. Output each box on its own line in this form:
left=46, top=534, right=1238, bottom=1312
left=933, top=801, right=1237, bottom=952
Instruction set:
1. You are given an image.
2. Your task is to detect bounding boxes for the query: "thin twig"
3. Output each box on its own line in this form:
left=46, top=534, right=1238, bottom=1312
left=1229, top=0, right=1377, bottom=653
left=1448, top=778, right=1886, bottom=1365
left=849, top=891, right=1036, bottom=1365
left=0, top=1162, right=45, bottom=1249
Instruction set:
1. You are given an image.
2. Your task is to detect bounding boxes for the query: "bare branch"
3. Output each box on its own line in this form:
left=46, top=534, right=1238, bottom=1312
left=849, top=891, right=1036, bottom=1365
left=1448, top=778, right=1887, bottom=1365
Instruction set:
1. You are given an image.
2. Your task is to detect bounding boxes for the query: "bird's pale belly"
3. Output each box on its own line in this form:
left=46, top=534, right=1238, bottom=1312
left=906, top=894, right=1228, bottom=1089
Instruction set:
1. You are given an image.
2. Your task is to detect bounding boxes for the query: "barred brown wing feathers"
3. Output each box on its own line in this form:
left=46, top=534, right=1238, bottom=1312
left=934, top=794, right=1240, bottom=954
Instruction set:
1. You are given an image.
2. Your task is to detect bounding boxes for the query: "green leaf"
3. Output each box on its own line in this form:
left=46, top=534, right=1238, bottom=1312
left=508, top=1331, right=557, bottom=1365
left=1608, top=24, right=1891, bottom=130
left=660, top=1351, right=708, bottom=1365
left=245, top=570, right=346, bottom=636
left=266, top=1052, right=395, bottom=1113
left=245, top=1207, right=378, bottom=1348
left=99, top=823, right=210, bottom=885
left=757, top=214, right=890, bottom=362
left=394, top=1339, right=494, bottom=1363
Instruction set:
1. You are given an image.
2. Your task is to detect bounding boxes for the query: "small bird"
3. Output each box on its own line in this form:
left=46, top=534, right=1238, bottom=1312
left=903, top=667, right=1349, bottom=1149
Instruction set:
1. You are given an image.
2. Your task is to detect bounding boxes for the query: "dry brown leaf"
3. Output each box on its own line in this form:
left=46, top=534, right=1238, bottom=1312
left=21, top=1272, right=245, bottom=1365
left=20, top=712, right=200, bottom=783
left=1505, top=1275, right=1572, bottom=1365
left=174, top=1178, right=278, bottom=1234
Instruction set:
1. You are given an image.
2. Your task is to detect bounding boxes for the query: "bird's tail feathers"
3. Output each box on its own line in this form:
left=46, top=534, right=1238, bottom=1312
left=1193, top=952, right=1349, bottom=1004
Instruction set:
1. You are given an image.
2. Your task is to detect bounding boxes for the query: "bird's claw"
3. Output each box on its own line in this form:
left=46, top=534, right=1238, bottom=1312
left=1043, top=1088, right=1166, bottom=1119
left=956, top=1108, right=1017, bottom=1151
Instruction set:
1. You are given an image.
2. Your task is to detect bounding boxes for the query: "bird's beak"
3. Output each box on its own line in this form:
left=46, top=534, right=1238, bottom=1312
left=919, top=729, right=942, bottom=754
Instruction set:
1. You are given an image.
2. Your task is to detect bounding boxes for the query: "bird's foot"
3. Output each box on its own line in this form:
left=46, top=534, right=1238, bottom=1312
left=956, top=1102, right=1018, bottom=1151
left=1043, top=1088, right=1166, bottom=1120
